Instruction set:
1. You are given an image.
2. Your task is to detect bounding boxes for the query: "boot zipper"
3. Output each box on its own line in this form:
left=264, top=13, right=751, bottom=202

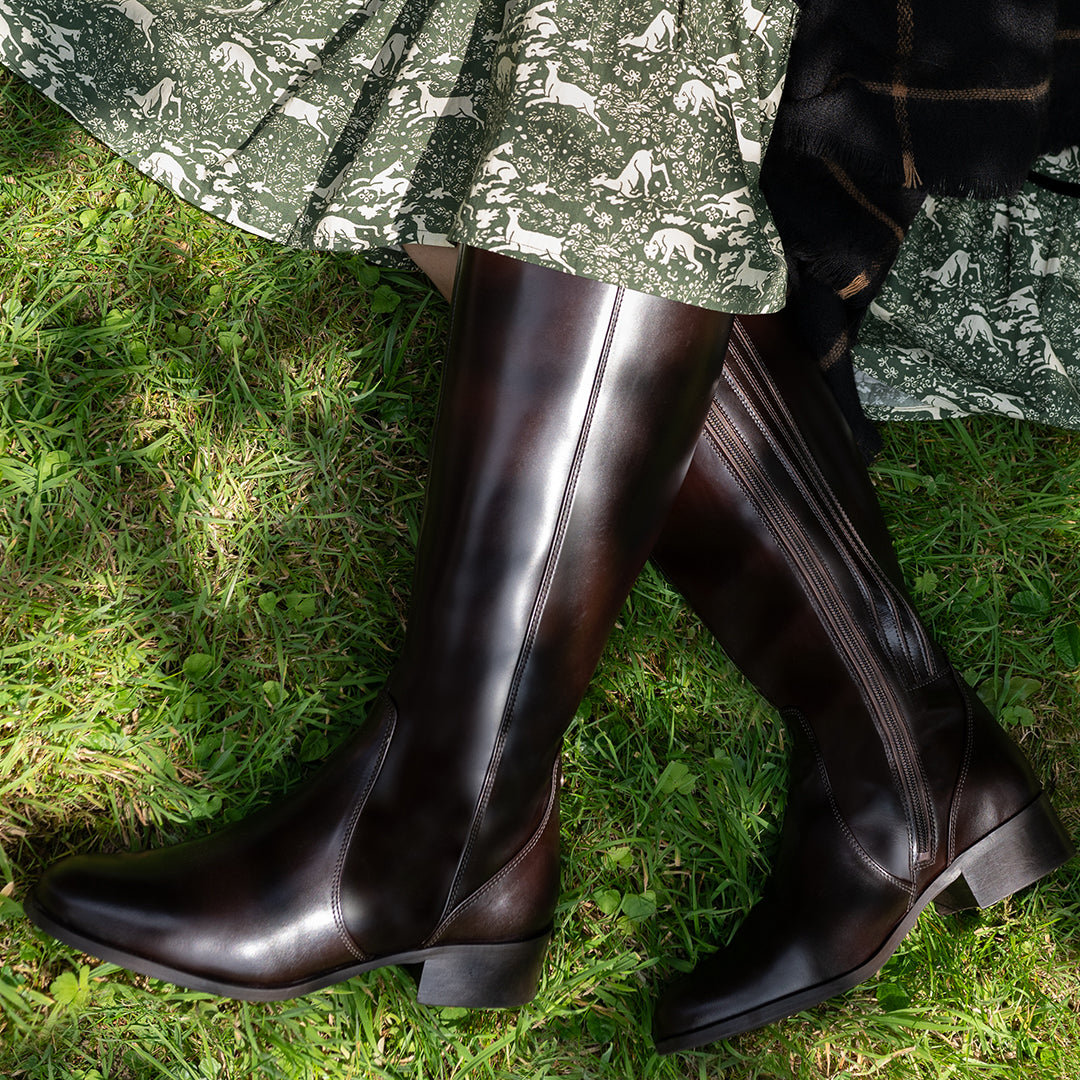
left=704, top=403, right=935, bottom=869
left=729, top=327, right=937, bottom=682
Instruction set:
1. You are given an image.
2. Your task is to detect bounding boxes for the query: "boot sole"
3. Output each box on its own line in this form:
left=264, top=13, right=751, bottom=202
left=23, top=894, right=550, bottom=1008
left=654, top=792, right=1074, bottom=1054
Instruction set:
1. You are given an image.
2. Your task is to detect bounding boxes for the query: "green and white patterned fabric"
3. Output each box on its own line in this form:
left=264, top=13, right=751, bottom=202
left=854, top=147, right=1080, bottom=429
left=0, top=0, right=796, bottom=314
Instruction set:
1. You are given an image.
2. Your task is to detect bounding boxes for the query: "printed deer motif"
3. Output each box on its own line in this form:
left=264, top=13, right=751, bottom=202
left=365, top=32, right=407, bottom=77
left=125, top=77, right=180, bottom=119
left=104, top=1, right=158, bottom=53
left=618, top=10, right=677, bottom=55
left=367, top=162, right=410, bottom=197
left=313, top=214, right=378, bottom=246
left=503, top=207, right=574, bottom=271
left=481, top=141, right=520, bottom=183
left=409, top=214, right=447, bottom=246
left=673, top=79, right=723, bottom=118
left=921, top=249, right=981, bottom=287
left=1029, top=240, right=1062, bottom=277
left=409, top=81, right=481, bottom=124
left=738, top=0, right=774, bottom=52
left=591, top=149, right=672, bottom=198
left=529, top=61, right=610, bottom=135
left=139, top=151, right=201, bottom=198
left=278, top=96, right=329, bottom=141
left=644, top=228, right=716, bottom=272
left=730, top=248, right=774, bottom=293
left=38, top=22, right=82, bottom=60
left=703, top=185, right=755, bottom=226
left=956, top=313, right=1008, bottom=351
left=210, top=41, right=274, bottom=94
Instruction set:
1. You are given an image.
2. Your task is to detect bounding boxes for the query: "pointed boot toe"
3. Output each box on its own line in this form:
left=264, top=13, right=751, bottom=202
left=28, top=852, right=162, bottom=960
left=25, top=720, right=389, bottom=999
left=27, top=847, right=299, bottom=996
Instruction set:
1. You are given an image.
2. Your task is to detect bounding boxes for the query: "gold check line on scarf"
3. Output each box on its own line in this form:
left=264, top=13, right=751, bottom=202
left=821, top=330, right=851, bottom=372
left=893, top=0, right=918, bottom=186
left=860, top=79, right=1052, bottom=103
left=838, top=273, right=871, bottom=300
left=823, top=159, right=907, bottom=244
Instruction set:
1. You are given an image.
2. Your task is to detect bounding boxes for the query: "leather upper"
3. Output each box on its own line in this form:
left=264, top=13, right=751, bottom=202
left=651, top=312, right=1047, bottom=1046
left=29, top=249, right=732, bottom=995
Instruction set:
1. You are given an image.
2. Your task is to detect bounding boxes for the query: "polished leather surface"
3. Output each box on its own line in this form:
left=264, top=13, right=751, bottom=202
left=653, top=716, right=915, bottom=1042
left=651, top=311, right=1068, bottom=1049
left=28, top=249, right=732, bottom=1000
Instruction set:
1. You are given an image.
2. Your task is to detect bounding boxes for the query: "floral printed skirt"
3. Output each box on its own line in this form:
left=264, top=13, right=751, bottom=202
left=0, top=0, right=796, bottom=314
left=853, top=147, right=1080, bottom=431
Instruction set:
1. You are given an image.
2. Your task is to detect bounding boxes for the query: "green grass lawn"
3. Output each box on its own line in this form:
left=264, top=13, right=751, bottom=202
left=2, top=71, right=1079, bottom=1079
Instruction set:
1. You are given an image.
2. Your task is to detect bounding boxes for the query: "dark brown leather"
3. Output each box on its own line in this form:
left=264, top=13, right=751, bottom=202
left=651, top=312, right=1073, bottom=1052
left=26, top=249, right=732, bottom=1004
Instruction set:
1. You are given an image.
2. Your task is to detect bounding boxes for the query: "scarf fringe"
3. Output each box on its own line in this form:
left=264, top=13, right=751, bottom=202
left=772, top=123, right=1036, bottom=200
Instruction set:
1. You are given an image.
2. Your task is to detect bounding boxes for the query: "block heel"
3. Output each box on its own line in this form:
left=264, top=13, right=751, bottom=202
left=935, top=793, right=1075, bottom=914
left=415, top=932, right=551, bottom=1008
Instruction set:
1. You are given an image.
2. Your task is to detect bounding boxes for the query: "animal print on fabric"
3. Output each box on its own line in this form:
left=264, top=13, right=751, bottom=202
left=853, top=147, right=1080, bottom=429
left=0, top=0, right=796, bottom=313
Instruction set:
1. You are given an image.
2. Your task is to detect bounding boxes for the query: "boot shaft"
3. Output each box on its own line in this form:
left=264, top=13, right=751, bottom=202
left=26, top=251, right=735, bottom=1004
left=654, top=313, right=1041, bottom=885
left=375, top=248, right=732, bottom=935
left=652, top=313, right=1070, bottom=1052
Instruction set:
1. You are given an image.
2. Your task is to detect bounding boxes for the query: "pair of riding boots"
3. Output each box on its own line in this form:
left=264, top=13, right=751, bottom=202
left=26, top=250, right=1073, bottom=1052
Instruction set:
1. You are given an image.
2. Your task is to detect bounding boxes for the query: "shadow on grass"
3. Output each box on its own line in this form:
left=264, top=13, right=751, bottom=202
left=0, top=93, right=452, bottom=878
left=0, top=264, right=447, bottom=848
left=0, top=69, right=100, bottom=173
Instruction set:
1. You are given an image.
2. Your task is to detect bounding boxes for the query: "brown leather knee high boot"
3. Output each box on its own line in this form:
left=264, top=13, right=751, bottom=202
left=650, top=313, right=1074, bottom=1051
left=26, top=249, right=732, bottom=1007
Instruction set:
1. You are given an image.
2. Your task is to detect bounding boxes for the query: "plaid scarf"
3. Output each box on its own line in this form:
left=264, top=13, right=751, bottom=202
left=762, top=0, right=1080, bottom=456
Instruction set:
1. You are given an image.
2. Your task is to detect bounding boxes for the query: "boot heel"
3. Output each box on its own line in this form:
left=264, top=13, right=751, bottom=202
left=415, top=932, right=550, bottom=1008
left=935, top=794, right=1075, bottom=914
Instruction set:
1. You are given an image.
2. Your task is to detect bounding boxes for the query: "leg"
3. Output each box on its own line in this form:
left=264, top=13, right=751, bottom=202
left=404, top=242, right=458, bottom=302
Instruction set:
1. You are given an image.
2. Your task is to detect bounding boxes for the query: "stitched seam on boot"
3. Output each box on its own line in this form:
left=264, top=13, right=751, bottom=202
left=793, top=710, right=913, bottom=894
left=731, top=331, right=919, bottom=681
left=728, top=322, right=938, bottom=684
left=908, top=670, right=953, bottom=693
left=424, top=759, right=560, bottom=949
left=718, top=333, right=920, bottom=694
left=729, top=322, right=924, bottom=678
left=711, top=340, right=937, bottom=870
left=443, top=289, right=623, bottom=917
left=905, top=665, right=975, bottom=870
left=946, top=675, right=976, bottom=866
left=330, top=696, right=398, bottom=961
left=704, top=401, right=923, bottom=872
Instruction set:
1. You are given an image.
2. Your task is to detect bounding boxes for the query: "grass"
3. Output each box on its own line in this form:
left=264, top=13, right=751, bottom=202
left=2, top=70, right=1079, bottom=1079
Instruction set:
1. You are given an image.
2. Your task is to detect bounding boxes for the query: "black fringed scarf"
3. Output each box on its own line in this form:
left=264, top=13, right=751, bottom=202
left=761, top=0, right=1080, bottom=456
